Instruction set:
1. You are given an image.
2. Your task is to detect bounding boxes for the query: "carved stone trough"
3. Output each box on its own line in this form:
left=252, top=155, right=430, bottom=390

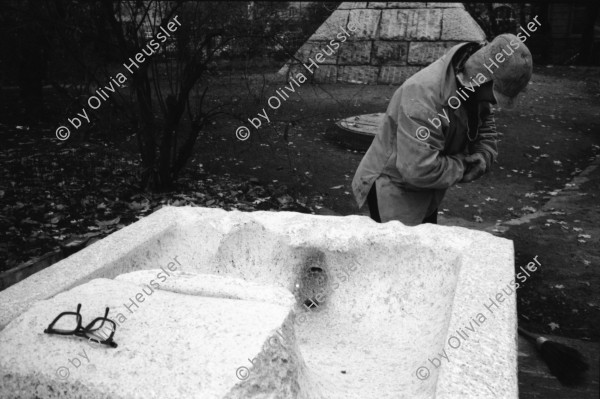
left=0, top=207, right=517, bottom=398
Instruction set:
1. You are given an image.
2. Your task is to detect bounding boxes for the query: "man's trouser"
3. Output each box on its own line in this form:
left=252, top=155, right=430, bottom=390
left=366, top=175, right=443, bottom=225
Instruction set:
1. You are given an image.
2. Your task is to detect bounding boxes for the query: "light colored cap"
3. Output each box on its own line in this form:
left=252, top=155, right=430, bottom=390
left=464, top=33, right=533, bottom=110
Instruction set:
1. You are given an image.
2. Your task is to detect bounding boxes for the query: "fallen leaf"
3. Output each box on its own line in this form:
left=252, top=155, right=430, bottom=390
left=277, top=195, right=293, bottom=205
left=96, top=217, right=120, bottom=227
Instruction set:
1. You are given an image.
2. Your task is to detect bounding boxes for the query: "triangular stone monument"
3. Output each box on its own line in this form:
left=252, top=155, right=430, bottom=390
left=280, top=2, right=486, bottom=84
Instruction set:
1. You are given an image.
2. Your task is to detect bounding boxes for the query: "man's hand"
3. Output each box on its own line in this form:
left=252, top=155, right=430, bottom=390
left=461, top=153, right=487, bottom=183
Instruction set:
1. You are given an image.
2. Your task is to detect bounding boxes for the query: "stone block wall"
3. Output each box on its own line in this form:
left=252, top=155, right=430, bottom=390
left=281, top=2, right=486, bottom=85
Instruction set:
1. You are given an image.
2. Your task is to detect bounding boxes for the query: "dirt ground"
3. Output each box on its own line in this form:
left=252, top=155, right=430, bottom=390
left=1, top=65, right=598, bottom=347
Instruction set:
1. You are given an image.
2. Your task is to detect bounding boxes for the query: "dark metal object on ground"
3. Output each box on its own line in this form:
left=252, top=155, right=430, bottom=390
left=518, top=326, right=590, bottom=386
left=329, top=113, right=383, bottom=151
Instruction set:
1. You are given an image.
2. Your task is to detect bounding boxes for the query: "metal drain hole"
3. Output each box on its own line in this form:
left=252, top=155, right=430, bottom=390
left=298, top=257, right=329, bottom=310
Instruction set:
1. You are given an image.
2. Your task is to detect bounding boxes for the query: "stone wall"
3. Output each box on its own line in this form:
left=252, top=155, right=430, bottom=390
left=281, top=2, right=487, bottom=84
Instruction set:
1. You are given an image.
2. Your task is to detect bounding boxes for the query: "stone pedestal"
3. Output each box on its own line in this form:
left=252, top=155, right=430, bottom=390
left=0, top=207, right=517, bottom=398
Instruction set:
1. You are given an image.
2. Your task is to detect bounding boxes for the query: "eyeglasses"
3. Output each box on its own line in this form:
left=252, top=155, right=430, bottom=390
left=43, top=303, right=118, bottom=348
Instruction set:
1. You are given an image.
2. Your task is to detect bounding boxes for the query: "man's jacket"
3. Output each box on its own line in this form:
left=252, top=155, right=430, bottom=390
left=352, top=42, right=498, bottom=210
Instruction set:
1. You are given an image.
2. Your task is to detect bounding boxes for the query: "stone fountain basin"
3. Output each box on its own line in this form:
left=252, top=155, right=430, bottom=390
left=0, top=207, right=517, bottom=398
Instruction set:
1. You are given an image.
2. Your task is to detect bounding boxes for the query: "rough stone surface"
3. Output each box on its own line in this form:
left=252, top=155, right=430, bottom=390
left=116, top=270, right=296, bottom=308
left=347, top=9, right=381, bottom=40
left=337, top=2, right=363, bottom=10
left=367, top=2, right=387, bottom=8
left=279, top=2, right=486, bottom=84
left=0, top=207, right=518, bottom=398
left=378, top=66, right=422, bottom=84
left=0, top=278, right=302, bottom=399
left=314, top=65, right=338, bottom=84
left=405, top=9, right=442, bottom=40
left=337, top=66, right=379, bottom=84
left=337, top=41, right=372, bottom=64
left=427, top=2, right=465, bottom=9
left=441, top=8, right=487, bottom=41
left=378, top=9, right=409, bottom=40
left=408, top=41, right=458, bottom=65
left=372, top=41, right=409, bottom=65
left=386, top=2, right=426, bottom=8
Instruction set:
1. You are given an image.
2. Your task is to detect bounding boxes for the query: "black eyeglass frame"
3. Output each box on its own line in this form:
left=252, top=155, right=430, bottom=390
left=43, top=303, right=118, bottom=348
